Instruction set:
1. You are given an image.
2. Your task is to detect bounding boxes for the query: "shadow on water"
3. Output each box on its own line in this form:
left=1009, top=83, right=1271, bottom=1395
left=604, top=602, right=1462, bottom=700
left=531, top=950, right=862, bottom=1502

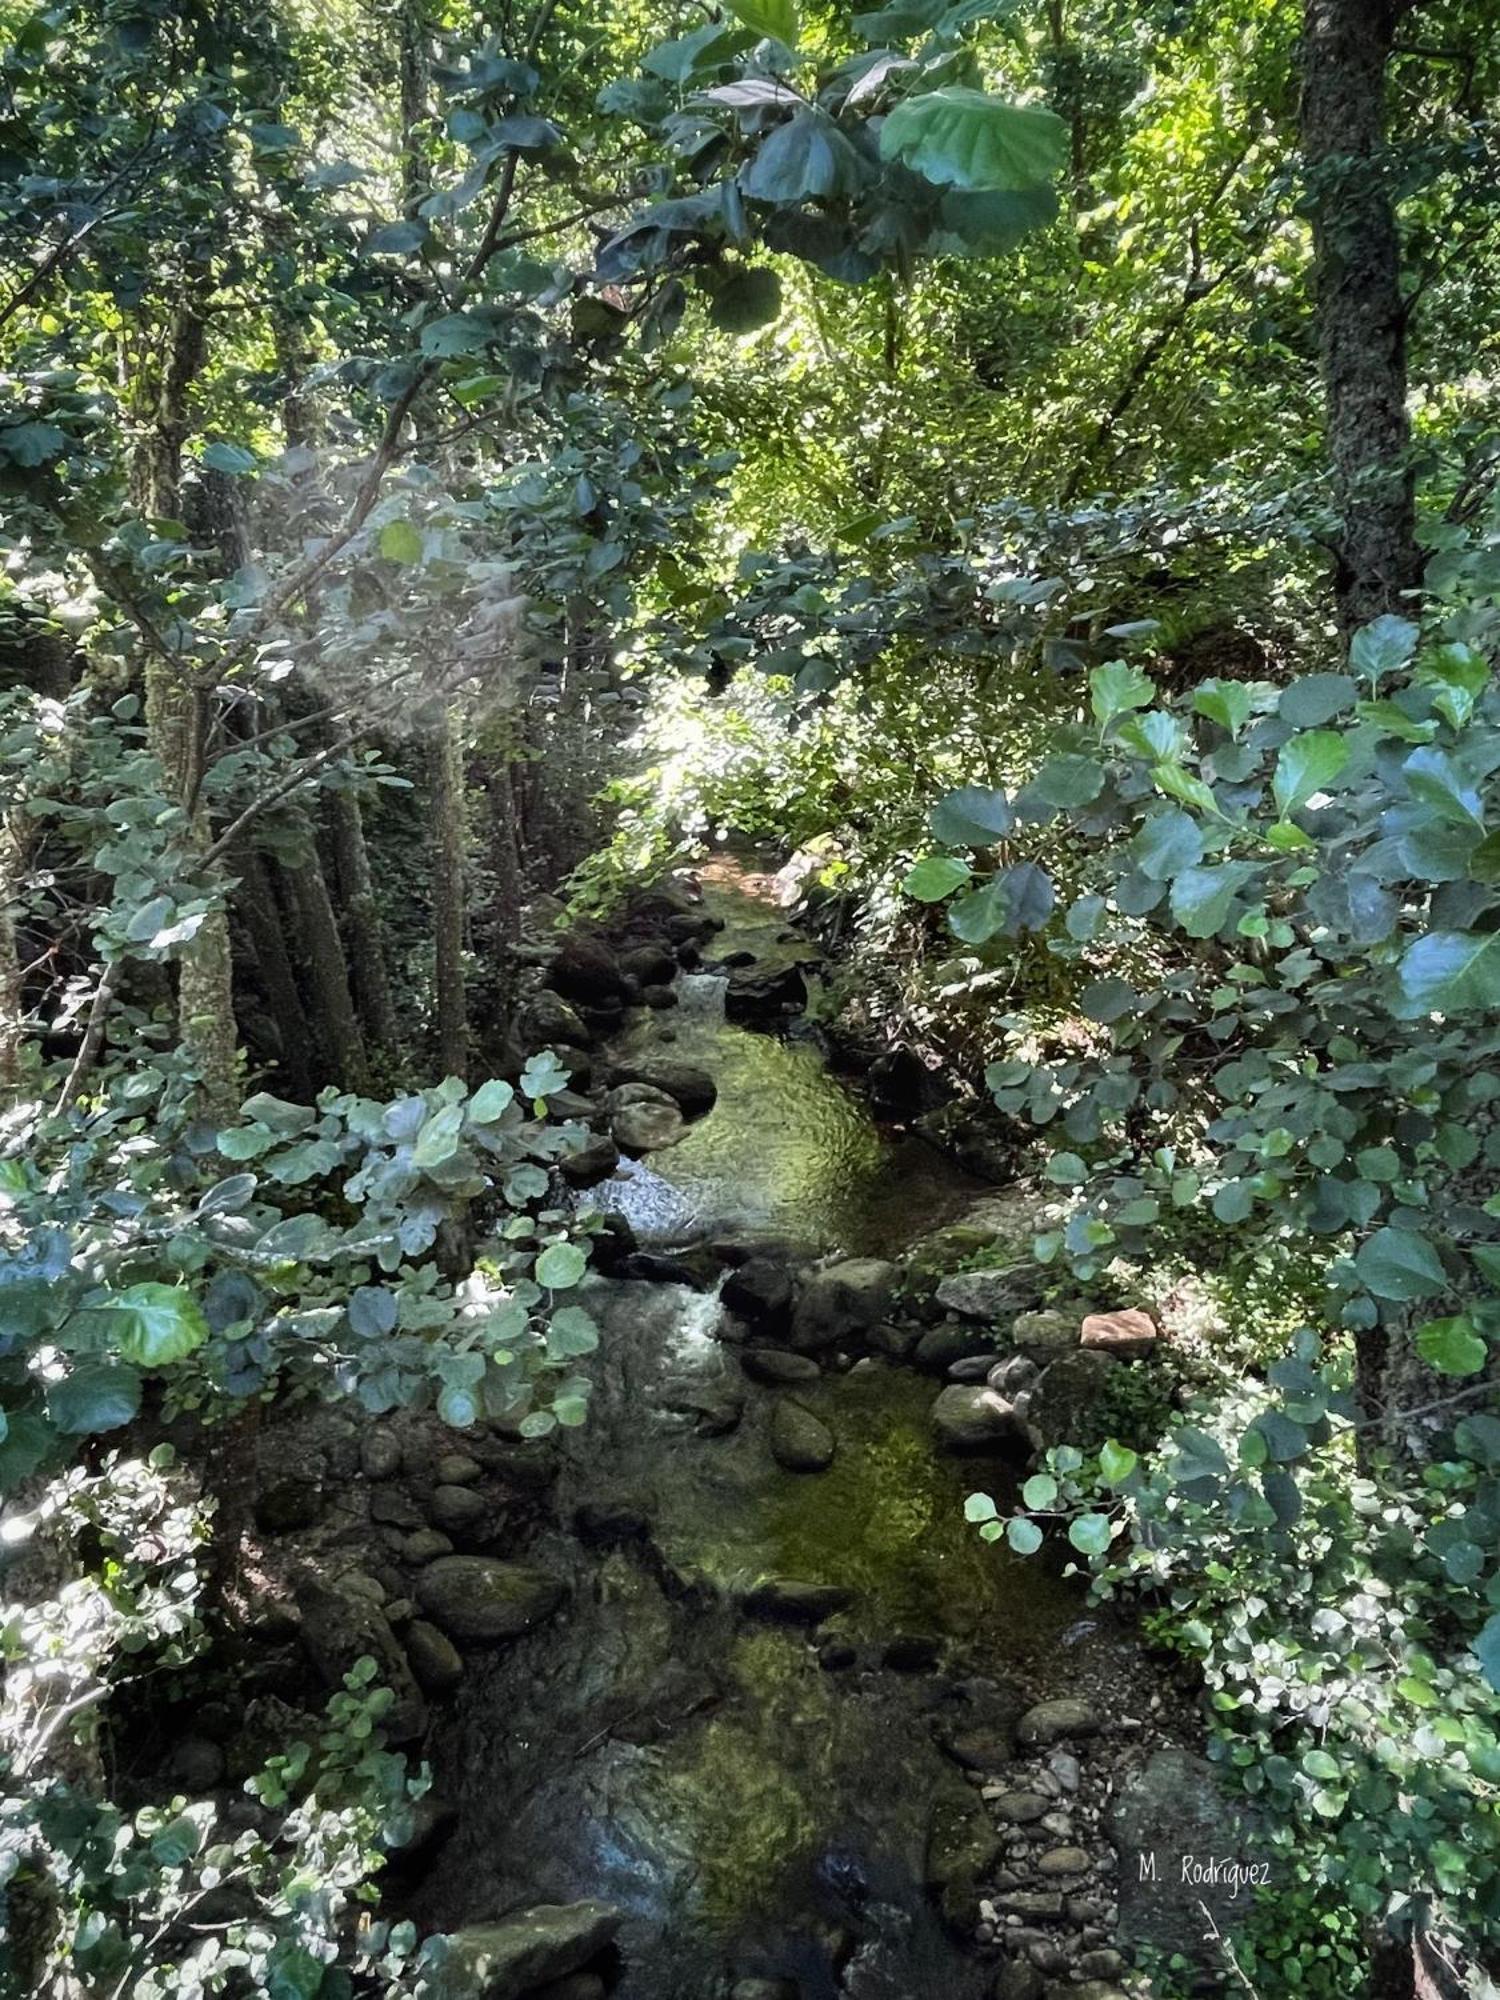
left=415, top=867, right=1113, bottom=1997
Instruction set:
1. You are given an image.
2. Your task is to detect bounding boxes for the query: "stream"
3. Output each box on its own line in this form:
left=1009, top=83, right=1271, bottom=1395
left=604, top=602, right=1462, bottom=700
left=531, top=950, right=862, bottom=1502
left=414, top=867, right=1129, bottom=1999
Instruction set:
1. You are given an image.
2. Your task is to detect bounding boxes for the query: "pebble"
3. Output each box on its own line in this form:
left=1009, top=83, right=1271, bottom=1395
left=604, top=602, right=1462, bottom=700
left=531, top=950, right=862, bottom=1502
left=360, top=1431, right=402, bottom=1479
left=1047, top=1750, right=1082, bottom=1792
left=435, top=1452, right=482, bottom=1485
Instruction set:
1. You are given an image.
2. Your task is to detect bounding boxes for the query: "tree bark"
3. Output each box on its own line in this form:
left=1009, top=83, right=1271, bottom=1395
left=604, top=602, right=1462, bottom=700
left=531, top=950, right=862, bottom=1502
left=428, top=708, right=468, bottom=1081
left=327, top=788, right=401, bottom=1064
left=1301, top=0, right=1423, bottom=626
left=286, top=837, right=368, bottom=1092
left=235, top=847, right=316, bottom=1100
left=0, top=811, right=25, bottom=1100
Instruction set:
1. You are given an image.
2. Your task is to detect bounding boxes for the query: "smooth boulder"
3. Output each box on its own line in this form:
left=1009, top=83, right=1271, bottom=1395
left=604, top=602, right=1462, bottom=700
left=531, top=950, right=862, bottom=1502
left=428, top=1902, right=620, bottom=2000
left=790, top=1259, right=895, bottom=1351
left=609, top=1058, right=717, bottom=1119
left=930, top=1384, right=1030, bottom=1454
left=415, top=1556, right=565, bottom=1643
left=768, top=1398, right=835, bottom=1472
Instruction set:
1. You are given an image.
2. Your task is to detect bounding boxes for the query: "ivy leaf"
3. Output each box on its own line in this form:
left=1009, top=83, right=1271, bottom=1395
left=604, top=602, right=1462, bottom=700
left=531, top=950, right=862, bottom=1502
left=904, top=854, right=971, bottom=901
left=469, top=1077, right=515, bottom=1123
left=547, top=1305, right=600, bottom=1358
left=1354, top=1226, right=1446, bottom=1301
left=929, top=784, right=1012, bottom=845
left=1098, top=1439, right=1138, bottom=1484
left=102, top=1284, right=208, bottom=1367
left=878, top=89, right=1068, bottom=193
left=964, top=1491, right=998, bottom=1522
left=725, top=0, right=799, bottom=39
left=1273, top=730, right=1349, bottom=818
left=1022, top=1471, right=1058, bottom=1508
left=1415, top=1315, right=1487, bottom=1377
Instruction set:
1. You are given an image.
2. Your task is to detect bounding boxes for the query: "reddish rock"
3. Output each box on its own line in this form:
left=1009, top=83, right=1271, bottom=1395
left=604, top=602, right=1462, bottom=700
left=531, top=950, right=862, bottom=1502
left=1079, top=1308, right=1158, bottom=1358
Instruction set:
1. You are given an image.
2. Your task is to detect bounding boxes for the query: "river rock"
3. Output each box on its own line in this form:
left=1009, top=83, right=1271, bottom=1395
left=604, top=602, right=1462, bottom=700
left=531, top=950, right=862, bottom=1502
left=430, top=1901, right=621, bottom=2000
left=722, top=1259, right=795, bottom=1331
left=992, top=1790, right=1050, bottom=1824
left=547, top=936, right=628, bottom=1004
left=436, top=1452, right=481, bottom=1484
left=730, top=1981, right=799, bottom=2000
left=517, top=989, right=593, bottom=1053
left=926, top=1789, right=1003, bottom=1936
left=620, top=943, right=677, bottom=986
left=360, top=1429, right=402, bottom=1479
left=883, top=1633, right=941, bottom=1671
left=1111, top=1746, right=1257, bottom=1971
left=988, top=1355, right=1038, bottom=1396
left=608, top=1085, right=685, bottom=1154
left=1080, top=1308, right=1158, bottom=1357
left=427, top=1483, right=486, bottom=1535
left=724, top=959, right=808, bottom=1020
left=790, top=1258, right=896, bottom=1350
left=769, top=1399, right=835, bottom=1472
left=1049, top=1986, right=1129, bottom=2000
left=295, top=1577, right=426, bottom=1742
left=930, top=1384, right=1030, bottom=1453
left=993, top=1963, right=1044, bottom=2000
left=1027, top=1350, right=1117, bottom=1443
left=1037, top=1845, right=1091, bottom=1876
left=402, top=1528, right=453, bottom=1564
left=1011, top=1309, right=1080, bottom=1353
left=609, top=1058, right=717, bottom=1119
left=913, top=1324, right=1003, bottom=1376
left=255, top=1477, right=324, bottom=1533
left=404, top=1617, right=464, bottom=1695
left=415, top=1556, right=565, bottom=1642
left=739, top=1579, right=853, bottom=1625
left=935, top=1267, right=1044, bottom=1322
left=1016, top=1698, right=1101, bottom=1748
left=558, top=1135, right=621, bottom=1187
left=741, top=1347, right=821, bottom=1385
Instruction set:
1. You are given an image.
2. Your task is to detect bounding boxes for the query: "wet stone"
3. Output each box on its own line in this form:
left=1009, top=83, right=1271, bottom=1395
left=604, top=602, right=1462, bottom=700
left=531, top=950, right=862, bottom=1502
left=992, top=1791, right=1050, bottom=1825
left=768, top=1398, right=836, bottom=1472
left=405, top=1618, right=465, bottom=1696
left=360, top=1430, right=402, bottom=1479
left=401, top=1529, right=454, bottom=1565
left=741, top=1346, right=821, bottom=1385
left=1016, top=1699, right=1102, bottom=1749
left=427, top=1484, right=487, bottom=1534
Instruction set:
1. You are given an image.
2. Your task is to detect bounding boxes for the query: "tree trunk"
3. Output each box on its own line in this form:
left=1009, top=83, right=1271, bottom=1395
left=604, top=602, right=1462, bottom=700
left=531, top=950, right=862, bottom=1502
left=235, top=847, right=316, bottom=1101
left=286, top=838, right=368, bottom=1092
left=135, top=305, right=240, bottom=1112
left=428, top=708, right=468, bottom=1081
left=1300, top=0, right=1423, bottom=626
left=0, top=811, right=25, bottom=1100
left=327, top=788, right=400, bottom=1065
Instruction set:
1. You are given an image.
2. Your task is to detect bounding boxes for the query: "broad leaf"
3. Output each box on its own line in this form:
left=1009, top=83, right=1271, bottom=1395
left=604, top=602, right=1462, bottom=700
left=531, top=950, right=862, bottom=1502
left=1273, top=731, right=1349, bottom=818
left=725, top=0, right=799, bottom=39
left=930, top=784, right=1012, bottom=845
left=102, top=1285, right=209, bottom=1367
left=904, top=854, right=971, bottom=901
left=878, top=89, right=1068, bottom=193
left=1354, top=1226, right=1447, bottom=1301
left=1398, top=932, right=1500, bottom=1014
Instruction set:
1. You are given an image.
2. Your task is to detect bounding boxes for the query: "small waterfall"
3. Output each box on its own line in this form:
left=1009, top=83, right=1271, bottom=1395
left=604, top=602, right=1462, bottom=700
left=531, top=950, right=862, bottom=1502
left=675, top=970, right=727, bottom=1023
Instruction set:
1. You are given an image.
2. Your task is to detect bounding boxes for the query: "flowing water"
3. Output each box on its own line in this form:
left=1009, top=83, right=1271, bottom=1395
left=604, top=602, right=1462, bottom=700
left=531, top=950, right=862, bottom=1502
left=416, top=868, right=1117, bottom=1998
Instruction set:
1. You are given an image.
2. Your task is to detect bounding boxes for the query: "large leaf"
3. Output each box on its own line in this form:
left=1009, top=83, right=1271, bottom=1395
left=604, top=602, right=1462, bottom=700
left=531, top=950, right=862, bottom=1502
left=904, top=854, right=971, bottom=901
left=102, top=1284, right=209, bottom=1367
left=1353, top=1226, right=1447, bottom=1301
left=725, top=0, right=799, bottom=39
left=47, top=1364, right=142, bottom=1435
left=1272, top=730, right=1349, bottom=818
left=1169, top=862, right=1255, bottom=938
left=1403, top=747, right=1485, bottom=830
left=929, top=785, right=1012, bottom=845
left=1398, top=932, right=1500, bottom=1014
left=1415, top=1315, right=1487, bottom=1377
left=878, top=89, right=1068, bottom=193
left=743, top=112, right=867, bottom=202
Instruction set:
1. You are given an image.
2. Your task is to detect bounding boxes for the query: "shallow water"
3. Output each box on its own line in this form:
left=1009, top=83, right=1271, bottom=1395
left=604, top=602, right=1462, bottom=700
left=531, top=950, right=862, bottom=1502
left=417, top=867, right=1118, bottom=1998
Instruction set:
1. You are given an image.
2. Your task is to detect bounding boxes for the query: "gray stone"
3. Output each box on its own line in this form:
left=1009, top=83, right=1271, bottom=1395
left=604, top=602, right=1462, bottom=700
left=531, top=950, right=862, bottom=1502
left=1010, top=1310, right=1079, bottom=1352
left=1028, top=1350, right=1117, bottom=1444
left=739, top=1579, right=852, bottom=1625
left=935, top=1267, right=1042, bottom=1321
left=609, top=1085, right=685, bottom=1154
left=547, top=936, right=627, bottom=1004
left=730, top=1982, right=799, bottom=2000
left=296, top=1577, right=426, bottom=1742
left=609, top=1058, right=717, bottom=1119
left=992, top=1791, right=1050, bottom=1824
left=926, top=1790, right=1003, bottom=1936
left=993, top=1890, right=1065, bottom=1920
left=740, top=1347, right=821, bottom=1385
left=1036, top=1845, right=1091, bottom=1876
left=360, top=1430, right=402, bottom=1479
left=1016, top=1699, right=1101, bottom=1749
left=405, top=1618, right=465, bottom=1695
left=993, top=1963, right=1044, bottom=2000
left=415, top=1556, right=566, bottom=1643
left=913, top=1324, right=1003, bottom=1376
left=930, top=1384, right=1030, bottom=1453
left=722, top=1259, right=795, bottom=1330
left=790, top=1258, right=896, bottom=1351
left=769, top=1399, right=835, bottom=1473
left=435, top=1452, right=481, bottom=1485
left=988, top=1355, right=1039, bottom=1396
left=427, top=1483, right=487, bottom=1534
left=1111, top=1746, right=1258, bottom=1973
left=517, top=989, right=594, bottom=1053
left=432, top=1901, right=620, bottom=2000
left=531, top=1979, right=606, bottom=2000
left=167, top=1735, right=226, bottom=1791
left=1047, top=1987, right=1129, bottom=2000
left=1077, top=1951, right=1126, bottom=1979
left=254, top=1478, right=323, bottom=1534
left=402, top=1529, right=454, bottom=1564
left=558, top=1135, right=621, bottom=1187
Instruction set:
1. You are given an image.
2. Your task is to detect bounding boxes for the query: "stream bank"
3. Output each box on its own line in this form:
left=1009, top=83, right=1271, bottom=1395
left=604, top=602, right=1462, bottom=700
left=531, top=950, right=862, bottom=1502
left=231, top=857, right=1247, bottom=2000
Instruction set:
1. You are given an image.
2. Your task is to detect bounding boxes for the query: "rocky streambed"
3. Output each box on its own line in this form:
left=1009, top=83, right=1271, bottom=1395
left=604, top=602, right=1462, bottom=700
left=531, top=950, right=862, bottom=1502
left=227, top=858, right=1249, bottom=2000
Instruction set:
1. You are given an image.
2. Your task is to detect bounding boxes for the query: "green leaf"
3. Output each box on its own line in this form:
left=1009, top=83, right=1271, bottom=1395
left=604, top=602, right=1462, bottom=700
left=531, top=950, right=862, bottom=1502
left=1193, top=679, right=1254, bottom=735
left=1398, top=932, right=1500, bottom=1014
left=200, top=441, right=259, bottom=476
left=1068, top=1512, right=1111, bottom=1556
left=0, top=421, right=66, bottom=466
left=744, top=111, right=867, bottom=201
left=1169, top=862, right=1255, bottom=938
left=1273, top=730, right=1349, bottom=818
left=379, top=519, right=424, bottom=564
left=1354, top=1226, right=1446, bottom=1301
left=1045, top=1151, right=1086, bottom=1186
left=878, top=89, right=1068, bottom=193
left=419, top=311, right=490, bottom=357
left=1472, top=1613, right=1500, bottom=1695
left=469, top=1077, right=515, bottom=1123
left=47, top=1364, right=142, bottom=1435
left=1090, top=660, right=1155, bottom=726
left=1302, top=1747, right=1340, bottom=1782
left=1415, top=1315, right=1487, bottom=1377
left=964, top=1491, right=998, bottom=1522
left=947, top=875, right=1009, bottom=943
left=535, top=1242, right=587, bottom=1289
left=1006, top=1516, right=1043, bottom=1554
left=1350, top=613, right=1418, bottom=682
left=904, top=854, right=971, bottom=901
left=1134, top=809, right=1204, bottom=880
left=1171, top=1425, right=1230, bottom=1485
left=1403, top=747, right=1485, bottom=830
left=546, top=1305, right=600, bottom=1358
left=1279, top=674, right=1356, bottom=727
left=930, top=785, right=1012, bottom=845
left=705, top=264, right=783, bottom=332
left=102, top=1284, right=209, bottom=1367
left=1098, top=1439, right=1138, bottom=1485
left=1032, top=754, right=1104, bottom=807
left=1021, top=1472, right=1058, bottom=1509
left=412, top=1104, right=465, bottom=1169
left=725, top=0, right=799, bottom=40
